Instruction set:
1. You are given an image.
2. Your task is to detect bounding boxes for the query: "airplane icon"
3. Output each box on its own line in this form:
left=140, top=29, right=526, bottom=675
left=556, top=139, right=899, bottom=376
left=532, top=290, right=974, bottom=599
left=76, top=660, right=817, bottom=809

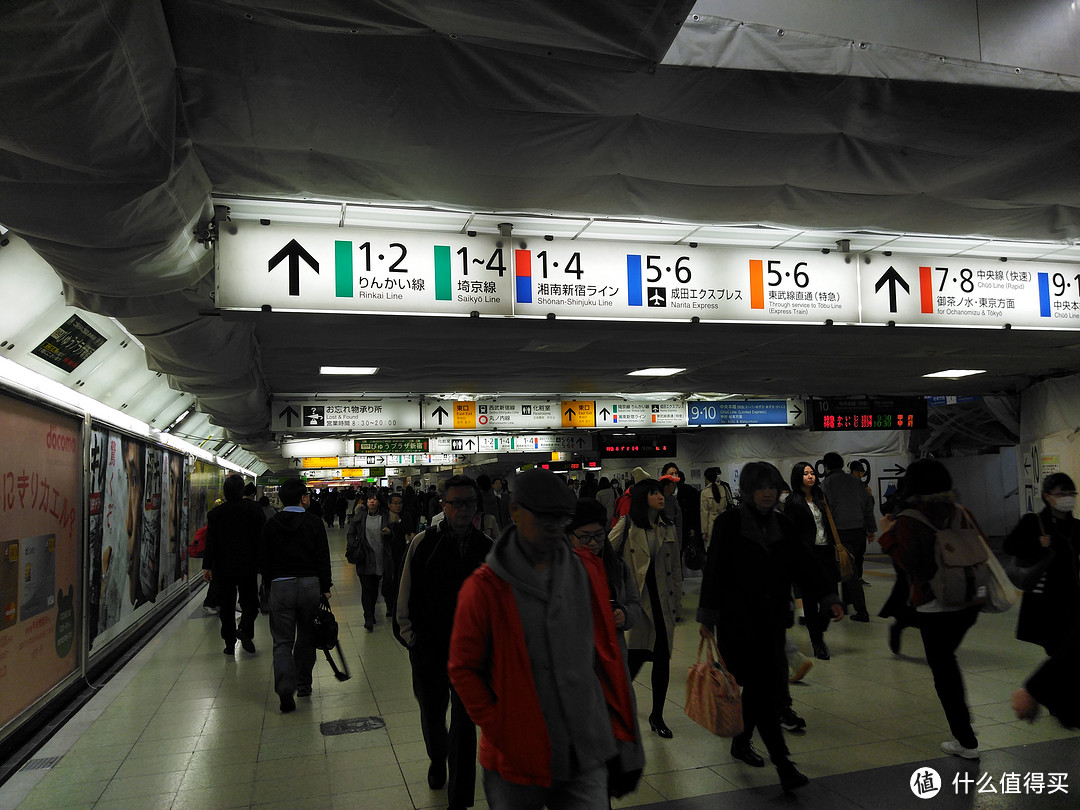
left=647, top=286, right=666, bottom=307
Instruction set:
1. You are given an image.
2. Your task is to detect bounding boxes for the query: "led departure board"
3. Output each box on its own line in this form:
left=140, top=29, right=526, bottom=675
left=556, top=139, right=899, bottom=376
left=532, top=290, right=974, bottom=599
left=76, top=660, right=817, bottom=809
left=598, top=434, right=678, bottom=459
left=808, top=398, right=927, bottom=431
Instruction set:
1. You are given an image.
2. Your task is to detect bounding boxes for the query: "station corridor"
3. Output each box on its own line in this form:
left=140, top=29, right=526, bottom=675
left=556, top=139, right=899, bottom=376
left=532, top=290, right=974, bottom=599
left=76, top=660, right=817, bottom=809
left=3, top=527, right=1078, bottom=810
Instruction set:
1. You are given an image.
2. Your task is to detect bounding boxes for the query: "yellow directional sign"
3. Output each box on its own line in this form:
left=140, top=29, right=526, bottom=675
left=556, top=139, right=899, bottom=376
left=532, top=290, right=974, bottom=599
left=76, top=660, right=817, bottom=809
left=453, top=401, right=476, bottom=429
left=301, top=457, right=339, bottom=468
left=561, top=400, right=595, bottom=428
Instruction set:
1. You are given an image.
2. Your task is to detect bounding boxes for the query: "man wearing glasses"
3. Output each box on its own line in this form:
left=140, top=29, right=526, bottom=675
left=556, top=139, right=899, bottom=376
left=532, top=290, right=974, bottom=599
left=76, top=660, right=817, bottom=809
left=449, top=468, right=638, bottom=809
left=396, top=475, right=493, bottom=810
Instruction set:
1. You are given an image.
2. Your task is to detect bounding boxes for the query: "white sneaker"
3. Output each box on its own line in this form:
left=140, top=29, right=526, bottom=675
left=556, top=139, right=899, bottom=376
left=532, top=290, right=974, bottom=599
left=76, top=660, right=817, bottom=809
left=941, top=740, right=980, bottom=759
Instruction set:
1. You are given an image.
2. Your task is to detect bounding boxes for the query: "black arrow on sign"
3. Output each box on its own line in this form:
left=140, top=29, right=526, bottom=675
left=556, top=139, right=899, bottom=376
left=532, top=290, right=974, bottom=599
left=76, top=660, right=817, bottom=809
left=576, top=437, right=585, bottom=447
left=883, top=463, right=907, bottom=476
left=599, top=407, right=611, bottom=421
left=431, top=406, right=449, bottom=426
left=268, top=239, right=319, bottom=296
left=874, top=266, right=910, bottom=313
left=278, top=405, right=299, bottom=427
left=788, top=402, right=803, bottom=420
left=564, top=406, right=576, bottom=420
left=466, top=438, right=476, bottom=449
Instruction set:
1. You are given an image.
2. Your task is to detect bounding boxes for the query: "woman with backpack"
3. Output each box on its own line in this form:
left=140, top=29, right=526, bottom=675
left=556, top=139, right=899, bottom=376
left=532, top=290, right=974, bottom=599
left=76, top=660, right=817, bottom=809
left=879, top=459, right=983, bottom=761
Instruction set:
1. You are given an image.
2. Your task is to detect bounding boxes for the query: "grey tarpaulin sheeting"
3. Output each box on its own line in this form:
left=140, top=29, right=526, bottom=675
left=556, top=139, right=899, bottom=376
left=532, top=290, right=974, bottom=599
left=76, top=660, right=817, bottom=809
left=2, top=0, right=1080, bottom=467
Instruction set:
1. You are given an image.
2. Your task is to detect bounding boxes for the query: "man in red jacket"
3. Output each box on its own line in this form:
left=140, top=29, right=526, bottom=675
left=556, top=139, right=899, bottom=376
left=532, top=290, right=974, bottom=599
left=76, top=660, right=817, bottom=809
left=449, top=468, right=638, bottom=808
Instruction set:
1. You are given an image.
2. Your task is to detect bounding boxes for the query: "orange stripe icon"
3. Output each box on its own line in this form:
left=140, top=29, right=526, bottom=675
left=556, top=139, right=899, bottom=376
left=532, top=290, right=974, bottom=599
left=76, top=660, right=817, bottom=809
left=749, top=259, right=765, bottom=309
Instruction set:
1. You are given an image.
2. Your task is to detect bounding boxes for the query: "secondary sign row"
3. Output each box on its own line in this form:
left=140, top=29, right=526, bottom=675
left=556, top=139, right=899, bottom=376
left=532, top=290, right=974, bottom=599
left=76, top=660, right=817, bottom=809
left=272, top=398, right=807, bottom=433
left=218, top=222, right=1080, bottom=330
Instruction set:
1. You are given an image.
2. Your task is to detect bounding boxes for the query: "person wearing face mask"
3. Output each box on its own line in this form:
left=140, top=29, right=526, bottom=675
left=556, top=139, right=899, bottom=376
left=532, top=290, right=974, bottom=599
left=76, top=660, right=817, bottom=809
left=1004, top=472, right=1080, bottom=656
left=697, top=462, right=843, bottom=792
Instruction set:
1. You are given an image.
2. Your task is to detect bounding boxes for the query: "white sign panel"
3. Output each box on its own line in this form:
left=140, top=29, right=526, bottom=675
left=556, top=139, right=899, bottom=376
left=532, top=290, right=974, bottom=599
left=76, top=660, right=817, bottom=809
left=272, top=399, right=421, bottom=432
left=512, top=241, right=858, bottom=324
left=859, top=256, right=1080, bottom=329
left=281, top=438, right=351, bottom=458
left=218, top=223, right=514, bottom=316
left=593, top=400, right=687, bottom=428
left=423, top=400, right=563, bottom=431
left=338, top=454, right=464, bottom=466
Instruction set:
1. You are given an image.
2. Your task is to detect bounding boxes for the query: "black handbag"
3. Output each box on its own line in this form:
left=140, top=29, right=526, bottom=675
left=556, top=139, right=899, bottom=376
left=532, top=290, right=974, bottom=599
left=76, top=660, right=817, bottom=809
left=312, top=596, right=351, bottom=681
left=1005, top=514, right=1057, bottom=591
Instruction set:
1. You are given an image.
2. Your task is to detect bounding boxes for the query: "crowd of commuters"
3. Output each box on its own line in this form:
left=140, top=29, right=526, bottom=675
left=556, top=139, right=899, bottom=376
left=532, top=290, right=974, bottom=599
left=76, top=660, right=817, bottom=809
left=197, top=454, right=1078, bottom=807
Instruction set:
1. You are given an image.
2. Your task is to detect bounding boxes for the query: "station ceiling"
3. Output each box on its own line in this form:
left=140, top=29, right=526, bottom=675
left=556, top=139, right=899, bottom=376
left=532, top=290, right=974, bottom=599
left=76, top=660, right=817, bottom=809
left=2, top=1, right=1080, bottom=471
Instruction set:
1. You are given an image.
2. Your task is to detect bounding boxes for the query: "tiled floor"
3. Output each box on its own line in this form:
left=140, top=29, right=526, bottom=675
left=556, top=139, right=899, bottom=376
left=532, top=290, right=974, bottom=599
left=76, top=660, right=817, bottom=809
left=3, top=527, right=1078, bottom=809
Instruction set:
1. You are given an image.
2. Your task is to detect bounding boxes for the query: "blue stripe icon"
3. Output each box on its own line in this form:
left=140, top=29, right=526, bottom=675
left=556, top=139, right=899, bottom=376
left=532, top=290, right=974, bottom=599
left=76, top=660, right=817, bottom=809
left=627, top=255, right=643, bottom=306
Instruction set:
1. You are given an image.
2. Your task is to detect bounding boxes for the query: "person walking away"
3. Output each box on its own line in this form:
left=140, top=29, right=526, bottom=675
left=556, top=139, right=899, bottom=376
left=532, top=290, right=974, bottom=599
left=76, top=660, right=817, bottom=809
left=700, top=467, right=734, bottom=551
left=346, top=488, right=394, bottom=631
left=820, top=452, right=876, bottom=621
left=878, top=459, right=983, bottom=760
left=396, top=476, right=493, bottom=810
left=610, top=477, right=680, bottom=739
left=259, top=479, right=332, bottom=712
left=203, top=474, right=265, bottom=655
left=449, top=470, right=638, bottom=808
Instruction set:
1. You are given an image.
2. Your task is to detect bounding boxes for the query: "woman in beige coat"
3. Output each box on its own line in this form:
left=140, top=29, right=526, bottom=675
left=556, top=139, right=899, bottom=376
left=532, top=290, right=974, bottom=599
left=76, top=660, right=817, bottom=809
left=610, top=477, right=680, bottom=738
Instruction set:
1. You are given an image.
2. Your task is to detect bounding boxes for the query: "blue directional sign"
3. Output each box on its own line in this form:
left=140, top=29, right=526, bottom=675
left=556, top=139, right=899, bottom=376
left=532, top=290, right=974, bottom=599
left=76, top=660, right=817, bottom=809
left=687, top=399, right=800, bottom=427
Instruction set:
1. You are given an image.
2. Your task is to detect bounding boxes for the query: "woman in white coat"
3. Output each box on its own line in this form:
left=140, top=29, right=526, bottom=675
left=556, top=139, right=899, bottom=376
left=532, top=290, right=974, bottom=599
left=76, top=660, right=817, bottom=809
left=610, top=478, right=680, bottom=738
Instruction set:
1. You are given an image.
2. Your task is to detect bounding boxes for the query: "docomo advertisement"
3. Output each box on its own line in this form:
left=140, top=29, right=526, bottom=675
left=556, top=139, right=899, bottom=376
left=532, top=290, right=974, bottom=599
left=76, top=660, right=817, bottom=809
left=0, top=393, right=81, bottom=729
left=217, top=223, right=512, bottom=316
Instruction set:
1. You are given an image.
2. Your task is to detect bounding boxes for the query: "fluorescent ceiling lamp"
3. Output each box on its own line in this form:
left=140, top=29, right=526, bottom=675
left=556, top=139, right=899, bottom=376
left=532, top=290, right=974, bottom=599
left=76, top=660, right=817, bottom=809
left=627, top=367, right=685, bottom=377
left=320, top=366, right=379, bottom=375
left=922, top=369, right=986, bottom=379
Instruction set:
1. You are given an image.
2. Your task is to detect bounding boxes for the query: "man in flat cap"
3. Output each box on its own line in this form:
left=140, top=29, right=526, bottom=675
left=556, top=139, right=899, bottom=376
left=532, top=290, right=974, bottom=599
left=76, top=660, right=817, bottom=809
left=449, top=468, right=637, bottom=808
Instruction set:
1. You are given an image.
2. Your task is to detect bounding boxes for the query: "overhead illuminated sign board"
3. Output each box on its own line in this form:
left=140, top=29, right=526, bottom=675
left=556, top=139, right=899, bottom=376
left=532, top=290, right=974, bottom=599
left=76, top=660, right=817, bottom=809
left=860, top=256, right=1080, bottom=329
left=218, top=223, right=1080, bottom=331
left=354, top=438, right=428, bottom=453
left=687, top=399, right=804, bottom=427
left=218, top=223, right=513, bottom=315
left=513, top=241, right=859, bottom=324
left=808, top=397, right=927, bottom=431
left=272, top=399, right=421, bottom=432
left=593, top=400, right=687, bottom=428
left=424, top=400, right=562, bottom=431
left=338, top=454, right=465, bottom=466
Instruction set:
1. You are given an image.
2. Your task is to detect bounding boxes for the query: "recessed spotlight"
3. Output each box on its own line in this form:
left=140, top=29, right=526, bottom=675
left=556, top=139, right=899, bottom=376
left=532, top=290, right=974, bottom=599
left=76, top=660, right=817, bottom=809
left=627, top=367, right=685, bottom=377
left=320, top=366, right=379, bottom=375
left=921, top=369, right=986, bottom=379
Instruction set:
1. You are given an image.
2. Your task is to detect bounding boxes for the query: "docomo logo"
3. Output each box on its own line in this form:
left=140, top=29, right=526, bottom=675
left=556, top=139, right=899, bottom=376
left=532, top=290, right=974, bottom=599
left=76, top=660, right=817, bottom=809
left=45, top=426, right=78, bottom=454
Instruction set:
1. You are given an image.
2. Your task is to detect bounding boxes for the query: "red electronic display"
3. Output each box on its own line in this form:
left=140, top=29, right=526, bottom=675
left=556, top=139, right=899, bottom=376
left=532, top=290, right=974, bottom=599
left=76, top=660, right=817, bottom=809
left=808, top=398, right=927, bottom=431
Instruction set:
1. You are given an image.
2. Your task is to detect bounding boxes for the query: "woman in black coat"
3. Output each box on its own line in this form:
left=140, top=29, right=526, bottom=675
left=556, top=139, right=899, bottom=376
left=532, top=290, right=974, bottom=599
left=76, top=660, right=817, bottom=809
left=1003, top=472, right=1080, bottom=655
left=783, top=462, right=841, bottom=660
left=697, top=462, right=843, bottom=793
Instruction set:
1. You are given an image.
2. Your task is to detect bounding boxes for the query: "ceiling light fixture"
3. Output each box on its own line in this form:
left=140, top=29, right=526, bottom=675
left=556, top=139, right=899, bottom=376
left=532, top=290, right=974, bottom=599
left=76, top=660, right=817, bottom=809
left=627, top=367, right=685, bottom=377
left=320, top=366, right=379, bottom=375
left=921, top=369, right=986, bottom=379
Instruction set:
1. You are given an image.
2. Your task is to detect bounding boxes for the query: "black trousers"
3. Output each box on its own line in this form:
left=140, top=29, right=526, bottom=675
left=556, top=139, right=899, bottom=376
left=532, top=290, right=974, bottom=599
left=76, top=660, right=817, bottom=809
left=920, top=606, right=979, bottom=749
left=357, top=572, right=380, bottom=625
left=410, top=646, right=476, bottom=807
left=724, top=630, right=790, bottom=765
left=216, top=570, right=259, bottom=644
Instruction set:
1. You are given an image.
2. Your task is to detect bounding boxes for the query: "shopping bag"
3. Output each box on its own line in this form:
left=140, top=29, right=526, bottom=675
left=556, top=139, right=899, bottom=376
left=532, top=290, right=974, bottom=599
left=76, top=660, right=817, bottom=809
left=685, top=634, right=743, bottom=737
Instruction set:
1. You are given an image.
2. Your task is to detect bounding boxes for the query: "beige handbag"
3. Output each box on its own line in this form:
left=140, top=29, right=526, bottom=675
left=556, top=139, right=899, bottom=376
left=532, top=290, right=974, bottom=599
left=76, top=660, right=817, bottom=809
left=685, top=635, right=743, bottom=737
